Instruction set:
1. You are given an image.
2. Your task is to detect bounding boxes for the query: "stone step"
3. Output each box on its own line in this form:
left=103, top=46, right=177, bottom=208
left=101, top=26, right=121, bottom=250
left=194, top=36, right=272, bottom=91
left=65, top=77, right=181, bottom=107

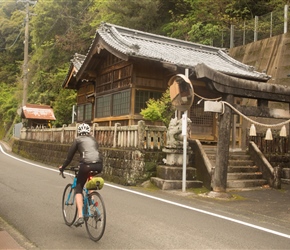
left=151, top=177, right=203, bottom=190
left=228, top=160, right=254, bottom=166
left=227, top=179, right=268, bottom=189
left=227, top=172, right=263, bottom=180
left=228, top=165, right=259, bottom=173
left=203, top=146, right=268, bottom=190
left=282, top=178, right=290, bottom=184
left=282, top=168, right=290, bottom=179
left=208, top=161, right=253, bottom=167
left=157, top=165, right=196, bottom=180
left=206, top=152, right=251, bottom=158
left=229, top=154, right=251, bottom=160
left=226, top=186, right=270, bottom=191
left=206, top=155, right=253, bottom=166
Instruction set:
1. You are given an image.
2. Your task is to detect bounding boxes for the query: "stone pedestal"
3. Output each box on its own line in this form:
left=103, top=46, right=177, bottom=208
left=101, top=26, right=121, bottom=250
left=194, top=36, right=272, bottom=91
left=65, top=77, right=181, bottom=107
left=151, top=117, right=202, bottom=190
left=151, top=147, right=202, bottom=190
left=162, top=147, right=191, bottom=166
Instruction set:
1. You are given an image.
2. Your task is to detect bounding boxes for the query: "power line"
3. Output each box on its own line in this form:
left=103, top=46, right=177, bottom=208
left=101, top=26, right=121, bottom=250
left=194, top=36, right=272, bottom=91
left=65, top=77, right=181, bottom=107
left=0, top=29, right=23, bottom=51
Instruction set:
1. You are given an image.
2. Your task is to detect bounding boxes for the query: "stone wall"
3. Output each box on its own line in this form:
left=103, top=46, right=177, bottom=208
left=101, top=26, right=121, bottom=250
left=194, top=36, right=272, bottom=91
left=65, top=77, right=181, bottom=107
left=12, top=139, right=165, bottom=186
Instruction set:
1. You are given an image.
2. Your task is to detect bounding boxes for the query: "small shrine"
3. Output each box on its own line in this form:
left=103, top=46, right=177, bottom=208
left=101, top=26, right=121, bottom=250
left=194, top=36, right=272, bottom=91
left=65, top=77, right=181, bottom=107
left=21, top=103, right=56, bottom=128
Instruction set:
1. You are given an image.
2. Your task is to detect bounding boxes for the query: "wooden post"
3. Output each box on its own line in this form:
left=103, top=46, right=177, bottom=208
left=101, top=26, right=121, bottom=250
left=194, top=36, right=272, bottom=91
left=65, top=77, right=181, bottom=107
left=212, top=95, right=233, bottom=192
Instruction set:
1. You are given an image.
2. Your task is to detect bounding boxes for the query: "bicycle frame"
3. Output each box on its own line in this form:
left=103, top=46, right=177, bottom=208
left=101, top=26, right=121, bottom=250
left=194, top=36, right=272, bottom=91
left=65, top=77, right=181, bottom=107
left=65, top=176, right=101, bottom=220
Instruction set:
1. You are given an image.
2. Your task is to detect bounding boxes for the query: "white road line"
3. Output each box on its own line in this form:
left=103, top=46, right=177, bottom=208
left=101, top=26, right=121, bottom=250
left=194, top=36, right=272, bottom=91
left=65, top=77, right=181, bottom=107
left=105, top=183, right=290, bottom=239
left=1, top=144, right=290, bottom=239
left=0, top=145, right=68, bottom=175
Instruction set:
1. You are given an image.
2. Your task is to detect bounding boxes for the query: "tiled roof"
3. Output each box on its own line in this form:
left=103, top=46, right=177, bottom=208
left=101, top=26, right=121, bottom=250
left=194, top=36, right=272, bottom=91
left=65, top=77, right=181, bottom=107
left=96, top=22, right=270, bottom=81
left=71, top=53, right=86, bottom=73
left=62, top=53, right=86, bottom=88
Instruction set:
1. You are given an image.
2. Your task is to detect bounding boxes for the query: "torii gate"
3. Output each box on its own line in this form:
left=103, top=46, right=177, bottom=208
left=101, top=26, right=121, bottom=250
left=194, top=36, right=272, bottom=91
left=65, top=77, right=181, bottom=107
left=196, top=63, right=290, bottom=194
left=169, top=63, right=290, bottom=195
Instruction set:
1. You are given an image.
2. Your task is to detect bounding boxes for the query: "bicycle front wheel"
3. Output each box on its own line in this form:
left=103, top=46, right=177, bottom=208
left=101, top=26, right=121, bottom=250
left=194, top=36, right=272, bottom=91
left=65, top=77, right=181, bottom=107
left=62, top=183, right=77, bottom=226
left=85, top=191, right=106, bottom=241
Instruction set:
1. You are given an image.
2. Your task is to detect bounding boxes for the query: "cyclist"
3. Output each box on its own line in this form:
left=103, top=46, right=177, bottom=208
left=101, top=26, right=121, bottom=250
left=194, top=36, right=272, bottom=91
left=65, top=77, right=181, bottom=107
left=59, top=123, right=103, bottom=227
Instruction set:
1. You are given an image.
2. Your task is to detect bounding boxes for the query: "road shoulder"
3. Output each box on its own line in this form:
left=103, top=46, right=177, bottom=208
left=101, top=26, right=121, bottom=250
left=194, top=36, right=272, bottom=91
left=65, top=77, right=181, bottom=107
left=0, top=216, right=37, bottom=249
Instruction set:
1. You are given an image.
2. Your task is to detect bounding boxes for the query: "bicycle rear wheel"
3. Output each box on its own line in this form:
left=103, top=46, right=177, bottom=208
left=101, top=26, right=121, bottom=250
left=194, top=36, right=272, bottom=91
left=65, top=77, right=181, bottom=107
left=85, top=191, right=106, bottom=241
left=62, top=183, right=77, bottom=226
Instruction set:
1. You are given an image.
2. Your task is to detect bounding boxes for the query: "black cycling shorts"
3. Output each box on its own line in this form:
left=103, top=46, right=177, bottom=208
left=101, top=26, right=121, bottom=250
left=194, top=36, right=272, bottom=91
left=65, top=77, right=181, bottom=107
left=75, top=162, right=103, bottom=194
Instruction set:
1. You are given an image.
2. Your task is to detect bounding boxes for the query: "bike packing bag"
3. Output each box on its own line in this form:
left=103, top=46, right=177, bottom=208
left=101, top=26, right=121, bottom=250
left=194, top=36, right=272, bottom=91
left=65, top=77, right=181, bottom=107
left=86, top=177, right=104, bottom=190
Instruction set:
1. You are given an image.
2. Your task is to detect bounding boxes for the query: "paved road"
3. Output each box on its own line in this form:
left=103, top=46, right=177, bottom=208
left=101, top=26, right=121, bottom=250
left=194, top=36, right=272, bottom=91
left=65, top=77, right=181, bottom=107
left=0, top=144, right=290, bottom=249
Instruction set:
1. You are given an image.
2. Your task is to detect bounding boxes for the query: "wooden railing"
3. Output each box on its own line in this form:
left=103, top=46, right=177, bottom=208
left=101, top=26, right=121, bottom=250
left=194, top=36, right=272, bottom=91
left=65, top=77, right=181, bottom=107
left=248, top=133, right=289, bottom=154
left=20, top=121, right=167, bottom=150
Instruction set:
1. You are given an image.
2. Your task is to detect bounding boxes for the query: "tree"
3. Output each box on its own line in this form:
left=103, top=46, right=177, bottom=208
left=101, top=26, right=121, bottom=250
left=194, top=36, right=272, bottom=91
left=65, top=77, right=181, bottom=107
left=28, top=0, right=94, bottom=113
left=0, top=0, right=287, bottom=138
left=162, top=0, right=283, bottom=45
left=0, top=82, right=19, bottom=138
left=89, top=0, right=165, bottom=33
left=140, top=89, right=175, bottom=127
left=0, top=1, right=24, bottom=83
left=53, top=88, right=76, bottom=127
left=0, top=1, right=25, bottom=138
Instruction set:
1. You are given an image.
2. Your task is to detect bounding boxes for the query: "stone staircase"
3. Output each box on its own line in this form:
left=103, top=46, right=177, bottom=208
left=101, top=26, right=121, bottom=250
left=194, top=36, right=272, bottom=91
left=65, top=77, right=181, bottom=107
left=204, top=146, right=268, bottom=190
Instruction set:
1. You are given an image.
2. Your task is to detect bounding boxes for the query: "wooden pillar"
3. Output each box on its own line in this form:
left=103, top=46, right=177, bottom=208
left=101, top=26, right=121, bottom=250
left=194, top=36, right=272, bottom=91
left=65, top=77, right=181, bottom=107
left=212, top=95, right=233, bottom=192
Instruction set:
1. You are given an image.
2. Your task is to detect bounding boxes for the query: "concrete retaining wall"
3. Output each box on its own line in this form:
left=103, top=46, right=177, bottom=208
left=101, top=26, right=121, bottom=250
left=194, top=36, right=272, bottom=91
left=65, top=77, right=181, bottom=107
left=229, top=33, right=290, bottom=88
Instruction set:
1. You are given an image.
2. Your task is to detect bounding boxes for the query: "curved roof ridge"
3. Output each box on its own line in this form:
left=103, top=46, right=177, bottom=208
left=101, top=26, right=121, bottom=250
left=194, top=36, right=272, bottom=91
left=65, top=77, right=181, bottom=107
left=100, top=22, right=139, bottom=52
left=71, top=53, right=86, bottom=72
left=102, top=22, right=221, bottom=54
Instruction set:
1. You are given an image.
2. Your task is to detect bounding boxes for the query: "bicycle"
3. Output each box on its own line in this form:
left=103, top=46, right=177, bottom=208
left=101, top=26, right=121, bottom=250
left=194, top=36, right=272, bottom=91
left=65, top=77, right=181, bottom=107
left=60, top=166, right=106, bottom=241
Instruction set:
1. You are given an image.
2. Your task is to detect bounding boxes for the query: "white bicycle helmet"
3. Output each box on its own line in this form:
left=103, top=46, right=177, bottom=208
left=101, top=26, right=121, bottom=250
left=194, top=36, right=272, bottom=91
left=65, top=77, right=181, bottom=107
left=78, top=123, right=91, bottom=135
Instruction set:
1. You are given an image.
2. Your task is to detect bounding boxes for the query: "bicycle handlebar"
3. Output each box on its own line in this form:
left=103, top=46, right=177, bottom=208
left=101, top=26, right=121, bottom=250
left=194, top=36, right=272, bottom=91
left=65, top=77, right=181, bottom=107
left=59, top=166, right=80, bottom=179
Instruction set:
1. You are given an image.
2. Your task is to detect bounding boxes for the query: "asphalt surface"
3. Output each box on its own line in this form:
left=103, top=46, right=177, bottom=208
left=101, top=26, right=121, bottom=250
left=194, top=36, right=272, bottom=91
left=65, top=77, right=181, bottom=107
left=1, top=140, right=290, bottom=249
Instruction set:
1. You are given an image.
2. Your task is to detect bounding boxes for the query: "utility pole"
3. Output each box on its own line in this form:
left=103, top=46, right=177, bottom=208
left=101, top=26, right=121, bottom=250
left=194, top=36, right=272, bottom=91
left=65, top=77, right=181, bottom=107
left=22, top=1, right=29, bottom=106
left=18, top=0, right=36, bottom=107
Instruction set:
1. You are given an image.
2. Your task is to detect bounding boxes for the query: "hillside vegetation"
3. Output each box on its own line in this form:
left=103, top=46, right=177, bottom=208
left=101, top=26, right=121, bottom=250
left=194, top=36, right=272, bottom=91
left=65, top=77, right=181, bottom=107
left=0, top=0, right=287, bottom=138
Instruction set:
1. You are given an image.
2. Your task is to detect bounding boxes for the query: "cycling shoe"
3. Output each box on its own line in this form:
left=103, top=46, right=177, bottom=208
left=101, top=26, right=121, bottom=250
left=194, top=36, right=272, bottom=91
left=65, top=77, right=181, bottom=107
left=74, top=217, right=84, bottom=227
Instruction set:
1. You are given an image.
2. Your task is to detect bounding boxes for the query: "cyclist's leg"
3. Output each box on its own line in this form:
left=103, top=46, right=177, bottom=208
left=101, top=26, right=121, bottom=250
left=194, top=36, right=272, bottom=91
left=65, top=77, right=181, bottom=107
left=74, top=163, right=88, bottom=226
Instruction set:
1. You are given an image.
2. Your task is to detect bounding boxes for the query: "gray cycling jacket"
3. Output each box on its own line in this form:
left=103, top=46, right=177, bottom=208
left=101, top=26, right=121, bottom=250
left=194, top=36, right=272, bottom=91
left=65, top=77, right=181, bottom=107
left=62, top=135, right=102, bottom=169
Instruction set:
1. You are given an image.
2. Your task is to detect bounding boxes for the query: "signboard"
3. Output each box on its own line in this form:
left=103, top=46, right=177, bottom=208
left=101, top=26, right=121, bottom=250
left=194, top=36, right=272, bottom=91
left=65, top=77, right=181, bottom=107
left=204, top=101, right=223, bottom=113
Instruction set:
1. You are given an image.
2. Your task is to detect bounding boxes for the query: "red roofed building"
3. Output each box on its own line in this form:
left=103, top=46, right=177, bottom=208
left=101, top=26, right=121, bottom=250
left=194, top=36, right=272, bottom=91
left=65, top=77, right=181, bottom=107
left=21, top=104, right=56, bottom=128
